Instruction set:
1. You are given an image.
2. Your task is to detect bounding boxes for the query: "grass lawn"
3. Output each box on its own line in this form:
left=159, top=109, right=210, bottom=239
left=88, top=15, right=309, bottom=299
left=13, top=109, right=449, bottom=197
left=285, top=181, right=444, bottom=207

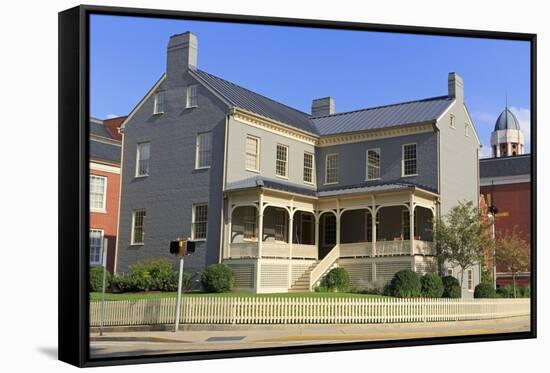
left=89, top=291, right=389, bottom=302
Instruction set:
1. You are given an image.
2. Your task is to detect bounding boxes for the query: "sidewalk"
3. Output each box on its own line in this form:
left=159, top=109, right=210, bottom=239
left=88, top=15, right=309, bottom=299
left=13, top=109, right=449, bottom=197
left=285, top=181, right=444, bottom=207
left=90, top=315, right=530, bottom=358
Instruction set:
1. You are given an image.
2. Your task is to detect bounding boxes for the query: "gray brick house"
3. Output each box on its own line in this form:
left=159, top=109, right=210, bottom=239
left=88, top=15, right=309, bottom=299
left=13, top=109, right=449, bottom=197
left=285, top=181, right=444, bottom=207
left=116, top=31, right=481, bottom=297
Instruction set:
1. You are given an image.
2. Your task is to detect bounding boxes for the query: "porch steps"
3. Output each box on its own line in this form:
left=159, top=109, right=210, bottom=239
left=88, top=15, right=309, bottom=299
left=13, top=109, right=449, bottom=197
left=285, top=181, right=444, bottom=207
left=290, top=261, right=319, bottom=291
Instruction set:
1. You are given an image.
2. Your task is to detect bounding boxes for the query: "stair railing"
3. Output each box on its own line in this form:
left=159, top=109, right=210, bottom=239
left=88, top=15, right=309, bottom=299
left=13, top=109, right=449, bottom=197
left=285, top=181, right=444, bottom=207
left=308, top=245, right=340, bottom=290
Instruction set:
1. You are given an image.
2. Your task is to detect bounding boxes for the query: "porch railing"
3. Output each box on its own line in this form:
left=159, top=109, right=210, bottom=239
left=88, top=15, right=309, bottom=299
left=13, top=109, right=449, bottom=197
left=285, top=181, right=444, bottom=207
left=376, top=240, right=410, bottom=256
left=292, top=244, right=317, bottom=259
left=229, top=242, right=258, bottom=258
left=229, top=242, right=317, bottom=259
left=414, top=240, right=436, bottom=255
left=340, top=242, right=373, bottom=257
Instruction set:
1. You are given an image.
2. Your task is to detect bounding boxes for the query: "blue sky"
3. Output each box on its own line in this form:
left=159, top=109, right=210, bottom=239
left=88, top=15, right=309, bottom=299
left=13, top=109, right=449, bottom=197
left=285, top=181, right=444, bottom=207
left=90, top=15, right=531, bottom=156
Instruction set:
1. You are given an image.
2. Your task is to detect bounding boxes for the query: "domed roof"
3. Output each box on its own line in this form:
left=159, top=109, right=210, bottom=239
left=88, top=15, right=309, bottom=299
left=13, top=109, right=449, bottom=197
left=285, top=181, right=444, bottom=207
left=494, top=108, right=520, bottom=131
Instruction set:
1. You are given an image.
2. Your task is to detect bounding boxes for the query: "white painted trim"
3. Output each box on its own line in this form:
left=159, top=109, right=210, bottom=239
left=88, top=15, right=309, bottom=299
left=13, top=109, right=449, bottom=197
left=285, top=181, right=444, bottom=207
left=318, top=123, right=434, bottom=147
left=401, top=142, right=418, bottom=177
left=480, top=174, right=530, bottom=186
left=275, top=143, right=289, bottom=178
left=90, top=161, right=120, bottom=174
left=89, top=228, right=105, bottom=266
left=186, top=84, right=199, bottom=109
left=195, top=131, right=212, bottom=170
left=192, top=203, right=208, bottom=241
left=135, top=141, right=150, bottom=177
left=153, top=91, right=165, bottom=115
left=120, top=74, right=166, bottom=130
left=303, top=151, right=315, bottom=185
left=130, top=209, right=146, bottom=245
left=324, top=153, right=339, bottom=185
left=366, top=148, right=381, bottom=181
left=89, top=174, right=108, bottom=212
left=245, top=134, right=261, bottom=172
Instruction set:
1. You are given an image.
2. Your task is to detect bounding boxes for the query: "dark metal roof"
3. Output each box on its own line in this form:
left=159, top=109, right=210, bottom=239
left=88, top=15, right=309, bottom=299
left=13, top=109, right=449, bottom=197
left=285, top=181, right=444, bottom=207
left=494, top=108, right=520, bottom=131
left=90, top=138, right=121, bottom=164
left=311, top=96, right=452, bottom=135
left=479, top=154, right=531, bottom=179
left=225, top=177, right=435, bottom=198
left=90, top=119, right=113, bottom=138
left=193, top=69, right=453, bottom=136
left=192, top=70, right=317, bottom=134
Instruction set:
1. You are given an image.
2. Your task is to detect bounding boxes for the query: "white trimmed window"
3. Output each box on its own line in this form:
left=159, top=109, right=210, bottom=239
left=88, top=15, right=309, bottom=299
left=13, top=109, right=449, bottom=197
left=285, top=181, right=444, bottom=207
left=447, top=268, right=453, bottom=276
left=153, top=91, right=165, bottom=114
left=89, top=229, right=104, bottom=265
left=243, top=207, right=257, bottom=241
left=467, top=269, right=474, bottom=291
left=303, top=152, right=314, bottom=184
left=90, top=175, right=107, bottom=211
left=275, top=144, right=289, bottom=178
left=402, top=143, right=417, bottom=176
left=245, top=136, right=260, bottom=171
left=450, top=114, right=456, bottom=129
left=195, top=132, right=212, bottom=169
left=465, top=123, right=470, bottom=137
left=131, top=209, right=146, bottom=245
left=366, top=148, right=381, bottom=180
left=136, top=142, right=150, bottom=177
left=186, top=85, right=198, bottom=108
left=192, top=204, right=208, bottom=240
left=325, top=153, right=339, bottom=184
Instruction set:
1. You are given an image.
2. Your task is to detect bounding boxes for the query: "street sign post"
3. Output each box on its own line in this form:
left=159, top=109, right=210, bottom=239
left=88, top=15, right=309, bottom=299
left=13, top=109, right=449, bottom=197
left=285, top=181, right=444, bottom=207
left=170, top=239, right=196, bottom=332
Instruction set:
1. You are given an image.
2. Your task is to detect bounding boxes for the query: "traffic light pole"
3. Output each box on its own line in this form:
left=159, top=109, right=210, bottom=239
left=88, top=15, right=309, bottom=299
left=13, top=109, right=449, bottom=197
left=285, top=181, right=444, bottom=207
left=174, top=256, right=184, bottom=332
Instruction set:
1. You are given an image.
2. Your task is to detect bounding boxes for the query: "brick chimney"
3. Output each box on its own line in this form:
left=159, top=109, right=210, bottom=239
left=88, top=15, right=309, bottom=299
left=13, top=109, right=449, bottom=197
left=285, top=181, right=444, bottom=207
left=448, top=72, right=464, bottom=103
left=167, top=32, right=198, bottom=79
left=311, top=97, right=335, bottom=117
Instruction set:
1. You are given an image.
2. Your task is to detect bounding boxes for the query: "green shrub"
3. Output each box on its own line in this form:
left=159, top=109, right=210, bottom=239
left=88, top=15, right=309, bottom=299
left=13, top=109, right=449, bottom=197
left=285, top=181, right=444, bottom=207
left=201, top=264, right=234, bottom=293
left=314, top=286, right=329, bottom=293
left=475, top=283, right=497, bottom=298
left=519, top=286, right=531, bottom=298
left=321, top=268, right=350, bottom=292
left=441, top=276, right=461, bottom=298
left=89, top=266, right=112, bottom=292
left=474, top=283, right=497, bottom=298
left=420, top=273, right=444, bottom=298
left=111, top=258, right=186, bottom=293
left=389, top=269, right=421, bottom=298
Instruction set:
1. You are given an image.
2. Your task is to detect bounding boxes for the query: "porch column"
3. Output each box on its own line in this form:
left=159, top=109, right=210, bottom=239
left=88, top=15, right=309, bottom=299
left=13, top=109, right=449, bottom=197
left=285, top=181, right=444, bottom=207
left=226, top=206, right=232, bottom=259
left=255, top=193, right=264, bottom=293
left=288, top=211, right=294, bottom=288
left=314, top=214, right=320, bottom=260
left=409, top=194, right=415, bottom=256
left=371, top=195, right=377, bottom=257
left=336, top=199, right=341, bottom=246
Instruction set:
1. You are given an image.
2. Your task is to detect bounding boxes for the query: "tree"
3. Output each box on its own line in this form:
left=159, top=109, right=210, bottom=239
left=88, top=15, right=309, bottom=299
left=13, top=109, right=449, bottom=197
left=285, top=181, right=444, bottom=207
left=433, top=201, right=494, bottom=295
left=495, top=228, right=530, bottom=298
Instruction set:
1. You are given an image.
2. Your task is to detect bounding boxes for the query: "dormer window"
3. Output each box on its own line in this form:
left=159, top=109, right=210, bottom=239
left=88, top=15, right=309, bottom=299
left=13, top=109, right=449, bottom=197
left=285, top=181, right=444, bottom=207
left=153, top=92, right=165, bottom=114
left=186, top=85, right=198, bottom=108
left=450, top=114, right=456, bottom=129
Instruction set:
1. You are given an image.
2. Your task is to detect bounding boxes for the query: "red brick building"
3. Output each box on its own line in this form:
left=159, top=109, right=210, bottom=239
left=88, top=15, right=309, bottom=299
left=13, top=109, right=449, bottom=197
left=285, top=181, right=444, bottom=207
left=89, top=117, right=124, bottom=273
left=480, top=108, right=530, bottom=288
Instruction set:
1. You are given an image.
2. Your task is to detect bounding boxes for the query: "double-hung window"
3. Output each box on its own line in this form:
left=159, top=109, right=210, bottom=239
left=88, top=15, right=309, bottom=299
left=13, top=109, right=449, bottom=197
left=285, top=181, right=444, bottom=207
left=366, top=148, right=381, bottom=180
left=325, top=153, right=339, bottom=184
left=153, top=91, right=165, bottom=114
left=89, top=229, right=104, bottom=265
left=303, top=152, right=314, bottom=184
left=131, top=209, right=146, bottom=245
left=90, top=175, right=107, bottom=212
left=402, top=143, right=417, bottom=176
left=192, top=204, right=208, bottom=240
left=245, top=136, right=260, bottom=172
left=195, top=132, right=212, bottom=169
left=186, top=85, right=198, bottom=108
left=467, top=269, right=474, bottom=291
left=136, top=142, right=151, bottom=177
left=275, top=144, right=288, bottom=178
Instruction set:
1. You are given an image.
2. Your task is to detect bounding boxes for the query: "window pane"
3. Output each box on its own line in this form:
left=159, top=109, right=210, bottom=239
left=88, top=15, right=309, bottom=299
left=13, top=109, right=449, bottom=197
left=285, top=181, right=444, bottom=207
left=187, top=85, right=198, bottom=107
left=303, top=152, right=313, bottom=183
left=137, top=142, right=150, bottom=176
left=154, top=92, right=165, bottom=113
left=403, top=144, right=417, bottom=176
left=90, top=230, right=103, bottom=264
left=132, top=210, right=146, bottom=244
left=245, top=136, right=259, bottom=171
left=196, top=132, right=212, bottom=168
left=90, top=175, right=106, bottom=210
left=367, top=149, right=380, bottom=180
left=193, top=204, right=208, bottom=239
left=243, top=207, right=257, bottom=240
left=276, top=144, right=288, bottom=177
left=324, top=214, right=336, bottom=244
left=326, top=154, right=338, bottom=183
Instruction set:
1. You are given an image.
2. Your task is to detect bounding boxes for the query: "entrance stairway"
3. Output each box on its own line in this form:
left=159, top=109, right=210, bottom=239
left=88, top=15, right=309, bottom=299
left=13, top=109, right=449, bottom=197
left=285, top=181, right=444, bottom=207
left=290, top=261, right=319, bottom=291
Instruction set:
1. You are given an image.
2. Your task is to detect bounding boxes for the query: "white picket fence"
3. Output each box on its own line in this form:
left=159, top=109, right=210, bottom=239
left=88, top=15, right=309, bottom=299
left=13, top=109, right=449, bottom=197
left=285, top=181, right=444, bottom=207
left=89, top=297, right=529, bottom=326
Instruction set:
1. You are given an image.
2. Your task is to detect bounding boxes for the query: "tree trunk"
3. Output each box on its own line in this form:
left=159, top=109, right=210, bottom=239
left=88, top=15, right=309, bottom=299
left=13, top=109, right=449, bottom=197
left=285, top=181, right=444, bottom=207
left=460, top=269, right=464, bottom=298
left=512, top=272, right=517, bottom=298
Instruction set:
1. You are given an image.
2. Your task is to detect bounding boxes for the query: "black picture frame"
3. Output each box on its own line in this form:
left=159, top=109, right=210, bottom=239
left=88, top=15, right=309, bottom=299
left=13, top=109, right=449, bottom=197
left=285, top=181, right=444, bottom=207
left=58, top=4, right=537, bottom=368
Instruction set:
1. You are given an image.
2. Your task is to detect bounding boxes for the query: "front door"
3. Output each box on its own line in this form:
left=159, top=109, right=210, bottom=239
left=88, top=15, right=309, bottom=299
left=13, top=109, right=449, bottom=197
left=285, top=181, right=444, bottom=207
left=319, top=213, right=336, bottom=259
